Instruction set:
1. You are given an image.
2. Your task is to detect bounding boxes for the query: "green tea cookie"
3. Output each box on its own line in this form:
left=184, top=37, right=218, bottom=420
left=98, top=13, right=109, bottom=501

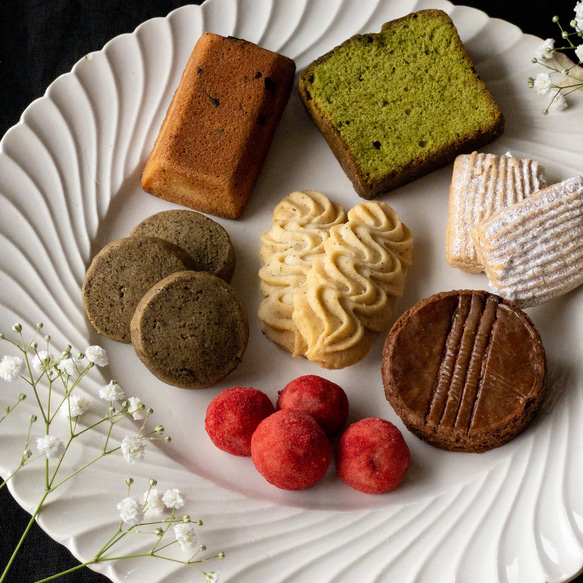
left=82, top=236, right=196, bottom=343
left=130, top=271, right=249, bottom=388
left=130, top=209, right=236, bottom=282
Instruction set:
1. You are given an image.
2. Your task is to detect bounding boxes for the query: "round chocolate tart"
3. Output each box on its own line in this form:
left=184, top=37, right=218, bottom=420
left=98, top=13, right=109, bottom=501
left=130, top=270, right=249, bottom=388
left=82, top=236, right=196, bottom=343
left=381, top=289, right=546, bottom=453
left=130, top=209, right=236, bottom=282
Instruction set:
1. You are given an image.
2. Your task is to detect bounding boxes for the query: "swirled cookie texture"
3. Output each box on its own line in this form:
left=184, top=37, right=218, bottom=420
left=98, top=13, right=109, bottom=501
left=258, top=191, right=412, bottom=369
left=258, top=190, right=346, bottom=355
left=446, top=152, right=546, bottom=273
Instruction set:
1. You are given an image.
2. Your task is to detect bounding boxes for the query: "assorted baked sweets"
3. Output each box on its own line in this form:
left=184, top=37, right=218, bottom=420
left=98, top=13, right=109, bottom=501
left=446, top=152, right=547, bottom=273
left=382, top=290, right=546, bottom=453
left=131, top=209, right=236, bottom=282
left=299, top=9, right=504, bottom=200
left=142, top=33, right=296, bottom=219
left=472, top=175, right=583, bottom=308
left=131, top=271, right=249, bottom=389
left=258, top=190, right=413, bottom=369
left=82, top=237, right=196, bottom=343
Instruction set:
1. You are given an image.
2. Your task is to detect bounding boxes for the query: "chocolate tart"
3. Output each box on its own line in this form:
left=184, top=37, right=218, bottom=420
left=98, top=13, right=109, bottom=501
left=381, top=289, right=546, bottom=453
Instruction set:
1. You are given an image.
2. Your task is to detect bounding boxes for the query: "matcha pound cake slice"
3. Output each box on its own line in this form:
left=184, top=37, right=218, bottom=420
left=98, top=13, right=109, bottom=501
left=299, top=9, right=504, bottom=200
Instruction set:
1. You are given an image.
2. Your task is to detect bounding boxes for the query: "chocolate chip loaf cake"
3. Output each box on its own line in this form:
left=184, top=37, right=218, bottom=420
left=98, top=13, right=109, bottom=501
left=142, top=33, right=296, bottom=219
left=299, top=9, right=504, bottom=199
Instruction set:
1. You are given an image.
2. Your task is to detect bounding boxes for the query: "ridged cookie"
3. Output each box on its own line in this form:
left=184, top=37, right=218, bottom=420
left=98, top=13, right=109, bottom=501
left=446, top=152, right=546, bottom=272
left=472, top=175, right=583, bottom=308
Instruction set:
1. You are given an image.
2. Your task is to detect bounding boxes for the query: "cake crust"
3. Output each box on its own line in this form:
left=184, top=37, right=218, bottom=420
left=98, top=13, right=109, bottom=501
left=299, top=10, right=504, bottom=199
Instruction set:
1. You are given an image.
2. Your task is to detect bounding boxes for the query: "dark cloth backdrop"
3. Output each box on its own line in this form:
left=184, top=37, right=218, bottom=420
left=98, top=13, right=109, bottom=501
left=0, top=0, right=581, bottom=581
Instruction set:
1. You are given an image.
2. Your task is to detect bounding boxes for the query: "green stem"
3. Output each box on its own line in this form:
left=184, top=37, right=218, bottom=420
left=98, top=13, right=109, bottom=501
left=0, top=491, right=49, bottom=583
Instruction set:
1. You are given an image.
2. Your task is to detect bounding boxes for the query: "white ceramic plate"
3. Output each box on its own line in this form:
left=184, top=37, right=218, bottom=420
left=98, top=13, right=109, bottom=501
left=1, top=0, right=583, bottom=581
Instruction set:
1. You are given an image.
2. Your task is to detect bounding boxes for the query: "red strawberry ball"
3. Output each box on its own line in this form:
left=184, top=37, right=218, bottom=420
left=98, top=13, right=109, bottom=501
left=205, top=387, right=275, bottom=457
left=276, top=375, right=349, bottom=436
left=251, top=409, right=332, bottom=490
left=336, top=418, right=410, bottom=494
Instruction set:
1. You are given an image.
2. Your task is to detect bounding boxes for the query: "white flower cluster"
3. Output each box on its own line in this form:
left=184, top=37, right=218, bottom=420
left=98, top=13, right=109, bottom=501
left=1, top=324, right=221, bottom=581
left=529, top=2, right=583, bottom=113
left=1, top=336, right=154, bottom=467
left=117, top=485, right=201, bottom=558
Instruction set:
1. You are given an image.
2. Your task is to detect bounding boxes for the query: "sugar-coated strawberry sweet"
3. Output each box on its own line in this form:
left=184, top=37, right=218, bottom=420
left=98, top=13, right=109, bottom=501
left=336, top=417, right=410, bottom=494
left=251, top=409, right=332, bottom=490
left=205, top=386, right=275, bottom=457
left=276, top=375, right=349, bottom=436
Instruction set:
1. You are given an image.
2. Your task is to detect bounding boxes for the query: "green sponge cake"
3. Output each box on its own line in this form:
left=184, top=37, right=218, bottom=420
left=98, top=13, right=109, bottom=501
left=299, top=9, right=504, bottom=199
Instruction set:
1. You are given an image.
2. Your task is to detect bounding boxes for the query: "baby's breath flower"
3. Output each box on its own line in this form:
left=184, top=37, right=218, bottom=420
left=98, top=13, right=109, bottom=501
left=163, top=488, right=185, bottom=510
left=173, top=522, right=197, bottom=553
left=576, top=44, right=583, bottom=63
left=121, top=435, right=147, bottom=464
left=0, top=355, right=25, bottom=382
left=117, top=496, right=145, bottom=526
left=99, top=380, right=125, bottom=402
left=575, top=1, right=583, bottom=27
left=550, top=91, right=568, bottom=111
left=31, top=351, right=55, bottom=375
left=206, top=571, right=219, bottom=583
left=57, top=357, right=78, bottom=376
left=533, top=72, right=553, bottom=95
left=127, top=396, right=146, bottom=420
left=67, top=394, right=90, bottom=418
left=143, top=488, right=166, bottom=515
left=534, top=38, right=555, bottom=60
left=85, top=345, right=108, bottom=367
left=57, top=355, right=88, bottom=376
left=36, top=435, right=65, bottom=459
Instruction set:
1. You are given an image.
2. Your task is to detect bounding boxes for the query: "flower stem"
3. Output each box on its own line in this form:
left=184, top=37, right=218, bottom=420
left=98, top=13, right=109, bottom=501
left=0, top=491, right=49, bottom=583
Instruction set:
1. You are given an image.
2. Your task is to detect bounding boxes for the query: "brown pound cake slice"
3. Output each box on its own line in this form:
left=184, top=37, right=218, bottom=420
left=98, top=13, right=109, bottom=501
left=130, top=209, right=236, bottom=282
left=381, top=290, right=546, bottom=453
left=130, top=271, right=249, bottom=388
left=142, top=33, right=296, bottom=219
left=299, top=10, right=504, bottom=200
left=82, top=237, right=197, bottom=343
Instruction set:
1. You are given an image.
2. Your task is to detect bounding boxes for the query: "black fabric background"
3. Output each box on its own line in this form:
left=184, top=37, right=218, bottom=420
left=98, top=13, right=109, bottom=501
left=0, top=0, right=581, bottom=581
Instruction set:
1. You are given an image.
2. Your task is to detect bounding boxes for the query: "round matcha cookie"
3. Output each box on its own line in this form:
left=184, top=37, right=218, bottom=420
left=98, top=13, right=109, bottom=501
left=130, top=271, right=249, bottom=388
left=130, top=210, right=236, bottom=282
left=82, top=236, right=196, bottom=343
